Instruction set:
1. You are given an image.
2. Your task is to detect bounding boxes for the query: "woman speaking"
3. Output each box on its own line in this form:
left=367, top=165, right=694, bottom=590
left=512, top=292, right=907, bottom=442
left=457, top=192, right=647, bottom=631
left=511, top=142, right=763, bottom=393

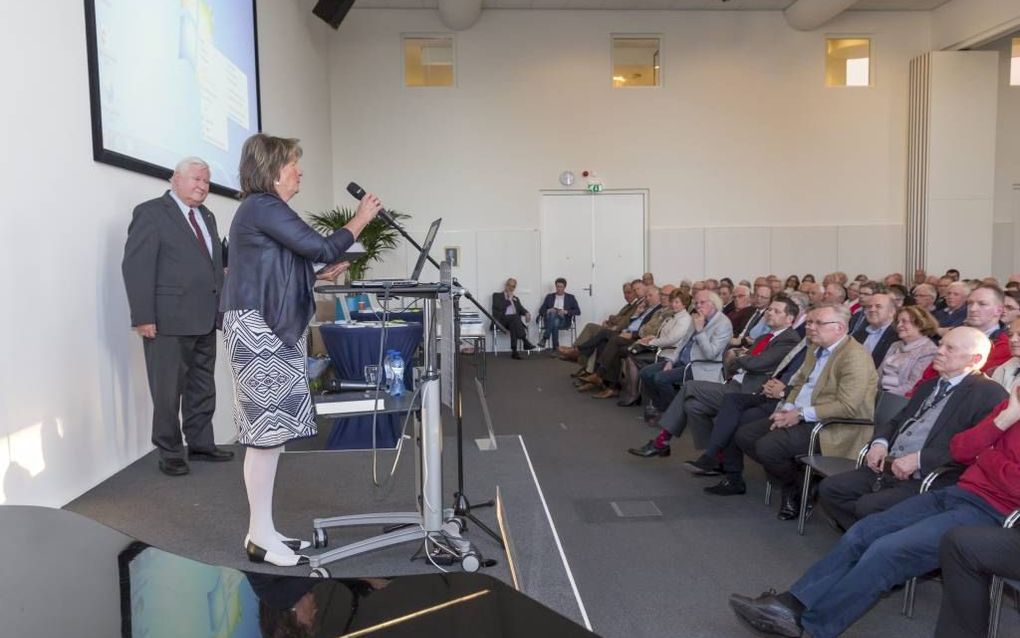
left=221, top=133, right=381, bottom=566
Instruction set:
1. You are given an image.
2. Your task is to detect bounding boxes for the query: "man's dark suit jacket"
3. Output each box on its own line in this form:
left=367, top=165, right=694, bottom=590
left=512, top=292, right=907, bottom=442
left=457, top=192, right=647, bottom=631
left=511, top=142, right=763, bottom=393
left=491, top=292, right=528, bottom=327
left=537, top=292, right=581, bottom=319
left=872, top=373, right=1007, bottom=478
left=123, top=191, right=223, bottom=335
left=852, top=322, right=898, bottom=368
left=726, top=306, right=756, bottom=336
left=727, top=327, right=802, bottom=393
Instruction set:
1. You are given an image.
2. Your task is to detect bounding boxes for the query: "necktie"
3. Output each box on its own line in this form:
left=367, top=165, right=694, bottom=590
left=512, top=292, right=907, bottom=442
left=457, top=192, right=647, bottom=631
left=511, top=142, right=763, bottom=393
left=188, top=209, right=210, bottom=258
left=741, top=309, right=762, bottom=338
left=929, top=379, right=952, bottom=406
left=749, top=332, right=774, bottom=356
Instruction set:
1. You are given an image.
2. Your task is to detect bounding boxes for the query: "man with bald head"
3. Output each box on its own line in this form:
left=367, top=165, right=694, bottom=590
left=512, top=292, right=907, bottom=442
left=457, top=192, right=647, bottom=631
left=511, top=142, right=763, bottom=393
left=819, top=327, right=1007, bottom=531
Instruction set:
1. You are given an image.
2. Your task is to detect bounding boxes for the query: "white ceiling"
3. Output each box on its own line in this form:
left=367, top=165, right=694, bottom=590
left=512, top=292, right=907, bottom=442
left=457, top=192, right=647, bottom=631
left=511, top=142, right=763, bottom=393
left=352, top=0, right=949, bottom=11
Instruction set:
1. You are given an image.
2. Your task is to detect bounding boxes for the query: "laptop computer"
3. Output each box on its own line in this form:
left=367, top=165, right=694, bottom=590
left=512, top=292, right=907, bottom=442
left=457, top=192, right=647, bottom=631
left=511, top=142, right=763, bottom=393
left=350, top=218, right=442, bottom=287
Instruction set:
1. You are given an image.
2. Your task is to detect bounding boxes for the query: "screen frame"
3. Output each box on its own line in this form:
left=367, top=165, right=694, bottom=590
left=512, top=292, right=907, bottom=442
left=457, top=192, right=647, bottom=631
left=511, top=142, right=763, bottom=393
left=83, top=0, right=262, bottom=199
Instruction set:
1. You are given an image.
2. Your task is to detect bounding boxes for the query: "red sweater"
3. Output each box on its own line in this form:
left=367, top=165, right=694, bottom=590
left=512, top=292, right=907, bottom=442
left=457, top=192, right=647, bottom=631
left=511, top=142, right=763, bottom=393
left=950, top=399, right=1020, bottom=515
left=908, top=330, right=1010, bottom=397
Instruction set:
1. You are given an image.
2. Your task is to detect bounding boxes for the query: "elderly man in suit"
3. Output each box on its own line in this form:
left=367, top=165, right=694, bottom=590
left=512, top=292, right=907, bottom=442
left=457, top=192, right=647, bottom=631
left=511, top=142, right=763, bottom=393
left=491, top=277, right=534, bottom=359
left=819, top=327, right=1006, bottom=531
left=735, top=302, right=877, bottom=521
left=850, top=292, right=898, bottom=368
left=122, top=157, right=232, bottom=476
left=629, top=294, right=800, bottom=461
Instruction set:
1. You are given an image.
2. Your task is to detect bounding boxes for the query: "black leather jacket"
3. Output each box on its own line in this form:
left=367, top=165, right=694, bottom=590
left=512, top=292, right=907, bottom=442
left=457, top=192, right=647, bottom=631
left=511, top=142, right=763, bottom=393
left=220, top=193, right=354, bottom=346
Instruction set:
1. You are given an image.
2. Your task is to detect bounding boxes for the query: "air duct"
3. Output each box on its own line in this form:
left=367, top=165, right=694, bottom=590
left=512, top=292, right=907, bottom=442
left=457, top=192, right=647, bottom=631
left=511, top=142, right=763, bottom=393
left=784, top=0, right=859, bottom=31
left=437, top=0, right=482, bottom=31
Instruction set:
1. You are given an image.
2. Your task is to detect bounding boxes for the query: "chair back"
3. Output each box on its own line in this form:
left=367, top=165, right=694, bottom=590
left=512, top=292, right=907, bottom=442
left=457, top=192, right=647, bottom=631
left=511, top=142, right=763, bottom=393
left=874, top=391, right=910, bottom=428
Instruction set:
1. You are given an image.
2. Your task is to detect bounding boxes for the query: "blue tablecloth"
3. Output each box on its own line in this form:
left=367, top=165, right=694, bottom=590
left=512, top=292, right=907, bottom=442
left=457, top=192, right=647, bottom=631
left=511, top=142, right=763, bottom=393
left=319, top=323, right=423, bottom=449
left=350, top=310, right=424, bottom=323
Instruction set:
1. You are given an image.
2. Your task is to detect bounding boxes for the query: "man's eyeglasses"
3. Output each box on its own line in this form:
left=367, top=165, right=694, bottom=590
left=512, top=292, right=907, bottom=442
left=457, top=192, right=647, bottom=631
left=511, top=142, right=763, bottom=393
left=804, top=320, right=841, bottom=327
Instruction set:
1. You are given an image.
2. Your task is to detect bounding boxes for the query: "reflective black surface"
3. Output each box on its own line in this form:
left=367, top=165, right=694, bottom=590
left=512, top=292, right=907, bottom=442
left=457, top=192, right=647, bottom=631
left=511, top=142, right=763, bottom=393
left=1, top=506, right=596, bottom=638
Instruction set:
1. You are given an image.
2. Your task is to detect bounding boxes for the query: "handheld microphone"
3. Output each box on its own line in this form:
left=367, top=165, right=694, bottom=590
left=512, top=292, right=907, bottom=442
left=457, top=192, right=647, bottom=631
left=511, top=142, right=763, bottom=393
left=325, top=379, right=384, bottom=392
left=347, top=182, right=400, bottom=228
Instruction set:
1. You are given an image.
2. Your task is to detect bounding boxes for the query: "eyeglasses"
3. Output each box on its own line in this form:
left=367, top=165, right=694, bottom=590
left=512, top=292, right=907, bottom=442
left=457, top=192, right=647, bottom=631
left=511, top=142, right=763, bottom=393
left=804, top=320, right=841, bottom=327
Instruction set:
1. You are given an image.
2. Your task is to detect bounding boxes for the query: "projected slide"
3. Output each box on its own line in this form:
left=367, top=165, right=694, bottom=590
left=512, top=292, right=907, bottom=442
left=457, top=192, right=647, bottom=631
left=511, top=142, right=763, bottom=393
left=86, top=0, right=260, bottom=195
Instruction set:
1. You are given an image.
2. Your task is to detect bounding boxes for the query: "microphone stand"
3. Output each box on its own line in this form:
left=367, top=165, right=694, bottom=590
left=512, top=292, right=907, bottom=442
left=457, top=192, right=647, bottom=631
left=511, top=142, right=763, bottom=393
left=380, top=218, right=504, bottom=546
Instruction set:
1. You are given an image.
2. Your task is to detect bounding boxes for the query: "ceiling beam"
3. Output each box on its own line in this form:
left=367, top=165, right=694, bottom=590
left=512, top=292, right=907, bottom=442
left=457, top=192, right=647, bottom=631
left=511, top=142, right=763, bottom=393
left=784, top=0, right=860, bottom=31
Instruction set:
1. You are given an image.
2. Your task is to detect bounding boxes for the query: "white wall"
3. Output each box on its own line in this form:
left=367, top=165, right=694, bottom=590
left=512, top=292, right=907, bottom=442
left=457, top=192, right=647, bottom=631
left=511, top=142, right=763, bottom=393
left=328, top=9, right=930, bottom=297
left=932, top=0, right=1020, bottom=50
left=0, top=0, right=335, bottom=507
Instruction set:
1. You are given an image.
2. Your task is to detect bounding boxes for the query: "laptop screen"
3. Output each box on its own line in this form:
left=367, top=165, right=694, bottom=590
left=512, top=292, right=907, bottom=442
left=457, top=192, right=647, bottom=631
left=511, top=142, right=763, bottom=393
left=410, top=218, right=442, bottom=281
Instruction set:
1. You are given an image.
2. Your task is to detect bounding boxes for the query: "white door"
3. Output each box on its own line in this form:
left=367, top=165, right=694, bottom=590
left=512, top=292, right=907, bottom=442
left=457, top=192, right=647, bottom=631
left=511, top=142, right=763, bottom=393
left=540, top=191, right=647, bottom=324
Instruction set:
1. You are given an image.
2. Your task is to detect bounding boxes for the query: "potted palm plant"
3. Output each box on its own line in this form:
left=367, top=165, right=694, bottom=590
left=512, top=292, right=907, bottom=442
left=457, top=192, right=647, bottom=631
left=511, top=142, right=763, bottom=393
left=306, top=207, right=409, bottom=281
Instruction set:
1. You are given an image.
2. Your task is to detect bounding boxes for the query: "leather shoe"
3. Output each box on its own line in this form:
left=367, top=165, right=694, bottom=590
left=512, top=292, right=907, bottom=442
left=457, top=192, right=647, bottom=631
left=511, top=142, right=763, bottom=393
left=576, top=382, right=600, bottom=392
left=245, top=540, right=309, bottom=567
left=777, top=492, right=800, bottom=521
left=704, top=477, right=747, bottom=496
left=523, top=340, right=536, bottom=351
left=627, top=440, right=670, bottom=457
left=188, top=446, right=234, bottom=462
left=683, top=454, right=723, bottom=476
left=592, top=388, right=619, bottom=399
left=511, top=352, right=522, bottom=360
left=728, top=590, right=803, bottom=637
left=616, top=396, right=641, bottom=407
left=158, top=458, right=189, bottom=476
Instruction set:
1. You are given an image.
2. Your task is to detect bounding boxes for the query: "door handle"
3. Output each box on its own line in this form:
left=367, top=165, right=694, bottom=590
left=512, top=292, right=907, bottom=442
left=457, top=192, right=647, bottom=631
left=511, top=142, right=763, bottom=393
left=583, top=285, right=593, bottom=296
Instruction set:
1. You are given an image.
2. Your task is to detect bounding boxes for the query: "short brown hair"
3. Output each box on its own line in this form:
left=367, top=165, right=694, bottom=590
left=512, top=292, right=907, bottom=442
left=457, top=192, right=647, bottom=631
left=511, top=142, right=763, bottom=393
left=239, top=133, right=302, bottom=197
left=897, top=305, right=938, bottom=337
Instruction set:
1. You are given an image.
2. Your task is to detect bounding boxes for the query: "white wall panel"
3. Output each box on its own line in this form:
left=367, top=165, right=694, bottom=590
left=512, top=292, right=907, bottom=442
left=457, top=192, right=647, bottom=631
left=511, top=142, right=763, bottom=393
left=704, top=228, right=770, bottom=283
left=993, top=221, right=1014, bottom=282
left=837, top=225, right=905, bottom=280
left=769, top=227, right=838, bottom=280
left=649, top=228, right=705, bottom=283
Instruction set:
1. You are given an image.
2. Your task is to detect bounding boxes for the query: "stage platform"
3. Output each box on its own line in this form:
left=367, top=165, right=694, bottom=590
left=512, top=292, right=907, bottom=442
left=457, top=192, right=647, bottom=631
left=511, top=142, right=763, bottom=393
left=65, top=434, right=591, bottom=630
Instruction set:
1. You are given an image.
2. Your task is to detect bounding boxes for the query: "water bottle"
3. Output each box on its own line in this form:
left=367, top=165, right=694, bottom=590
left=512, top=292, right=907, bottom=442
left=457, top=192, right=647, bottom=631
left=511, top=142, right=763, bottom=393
left=389, top=352, right=405, bottom=397
left=382, top=350, right=395, bottom=389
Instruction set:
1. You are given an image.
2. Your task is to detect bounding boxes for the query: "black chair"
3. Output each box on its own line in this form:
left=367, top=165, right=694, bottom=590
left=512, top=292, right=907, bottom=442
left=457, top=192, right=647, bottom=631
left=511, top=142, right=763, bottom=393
left=796, top=391, right=911, bottom=534
left=988, top=509, right=1020, bottom=638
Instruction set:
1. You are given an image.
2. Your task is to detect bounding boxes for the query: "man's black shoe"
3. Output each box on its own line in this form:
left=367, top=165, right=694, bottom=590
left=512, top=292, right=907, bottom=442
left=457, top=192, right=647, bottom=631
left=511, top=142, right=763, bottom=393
left=683, top=454, right=723, bottom=476
left=728, top=590, right=804, bottom=637
left=511, top=352, right=522, bottom=360
left=704, top=477, right=747, bottom=496
left=627, top=440, right=670, bottom=458
left=188, top=447, right=234, bottom=462
left=523, top=340, right=536, bottom=351
left=159, top=458, right=189, bottom=476
left=777, top=491, right=800, bottom=521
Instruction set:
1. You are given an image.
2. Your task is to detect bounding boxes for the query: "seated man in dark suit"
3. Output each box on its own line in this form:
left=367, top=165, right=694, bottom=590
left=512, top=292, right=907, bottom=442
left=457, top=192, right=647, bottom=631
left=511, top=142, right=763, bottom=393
left=819, top=327, right=1005, bottom=531
left=559, top=281, right=641, bottom=363
left=490, top=277, right=534, bottom=359
left=536, top=277, right=581, bottom=350
left=850, top=292, right=898, bottom=368
left=934, top=280, right=969, bottom=335
left=628, top=295, right=800, bottom=460
left=735, top=303, right=878, bottom=520
left=729, top=388, right=1020, bottom=638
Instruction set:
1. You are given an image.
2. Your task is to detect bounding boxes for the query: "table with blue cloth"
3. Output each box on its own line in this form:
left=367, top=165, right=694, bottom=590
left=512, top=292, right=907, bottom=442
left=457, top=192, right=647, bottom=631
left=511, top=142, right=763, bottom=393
left=350, top=309, right=424, bottom=323
left=318, top=322, right=423, bottom=449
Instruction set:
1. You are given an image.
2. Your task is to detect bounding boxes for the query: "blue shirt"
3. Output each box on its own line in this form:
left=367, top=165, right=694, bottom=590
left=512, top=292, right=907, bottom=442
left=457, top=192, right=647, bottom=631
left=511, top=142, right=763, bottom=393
left=786, top=336, right=847, bottom=422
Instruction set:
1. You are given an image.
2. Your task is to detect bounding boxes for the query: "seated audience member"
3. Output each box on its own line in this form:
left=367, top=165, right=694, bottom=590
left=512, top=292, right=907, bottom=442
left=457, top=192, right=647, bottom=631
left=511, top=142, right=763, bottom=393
left=726, top=285, right=755, bottom=335
left=579, top=286, right=670, bottom=397
left=573, top=284, right=659, bottom=378
left=718, top=282, right=734, bottom=314
left=990, top=317, right=1020, bottom=393
left=629, top=295, right=800, bottom=460
left=887, top=283, right=909, bottom=308
left=801, top=281, right=823, bottom=307
left=642, top=272, right=654, bottom=286
left=1003, top=289, right=1020, bottom=325
left=728, top=385, right=1020, bottom=638
left=912, top=268, right=928, bottom=287
left=617, top=289, right=693, bottom=406
left=639, top=290, right=732, bottom=417
left=850, top=292, right=898, bottom=368
left=784, top=275, right=800, bottom=292
left=731, top=284, right=772, bottom=347
left=884, top=272, right=904, bottom=287
left=802, top=273, right=816, bottom=284
left=819, top=327, right=1005, bottom=531
left=946, top=268, right=961, bottom=281
left=934, top=281, right=969, bottom=333
left=491, top=278, right=534, bottom=359
left=734, top=303, right=877, bottom=521
left=536, top=277, right=580, bottom=349
left=768, top=275, right=783, bottom=296
left=912, top=284, right=1011, bottom=391
left=876, top=305, right=939, bottom=396
left=1005, top=280, right=1020, bottom=292
left=848, top=281, right=885, bottom=333
left=822, top=282, right=847, bottom=305
left=561, top=281, right=641, bottom=361
left=854, top=273, right=869, bottom=283
left=935, top=524, right=1020, bottom=638
left=935, top=275, right=954, bottom=308
left=911, top=282, right=938, bottom=313
left=846, top=281, right=861, bottom=314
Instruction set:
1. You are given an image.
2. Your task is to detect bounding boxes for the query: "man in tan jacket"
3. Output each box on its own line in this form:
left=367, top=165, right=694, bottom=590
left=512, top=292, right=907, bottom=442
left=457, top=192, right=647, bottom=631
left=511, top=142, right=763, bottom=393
left=735, top=302, right=877, bottom=521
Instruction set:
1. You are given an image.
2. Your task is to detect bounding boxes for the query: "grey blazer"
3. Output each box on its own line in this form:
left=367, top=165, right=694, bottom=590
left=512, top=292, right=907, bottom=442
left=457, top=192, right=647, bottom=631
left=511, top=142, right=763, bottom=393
left=671, top=310, right=733, bottom=382
left=122, top=191, right=224, bottom=336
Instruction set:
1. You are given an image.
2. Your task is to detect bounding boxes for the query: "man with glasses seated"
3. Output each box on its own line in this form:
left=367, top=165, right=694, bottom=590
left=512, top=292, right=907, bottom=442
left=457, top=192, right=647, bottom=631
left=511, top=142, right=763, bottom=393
left=818, top=327, right=1005, bottom=532
left=491, top=278, right=534, bottom=359
left=734, top=303, right=877, bottom=521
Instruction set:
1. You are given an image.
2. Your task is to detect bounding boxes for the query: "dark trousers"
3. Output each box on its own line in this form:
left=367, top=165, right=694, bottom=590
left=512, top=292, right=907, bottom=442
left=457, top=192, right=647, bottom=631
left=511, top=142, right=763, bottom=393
left=708, top=392, right=778, bottom=476
left=596, top=335, right=635, bottom=387
left=638, top=361, right=688, bottom=412
left=542, top=310, right=569, bottom=348
left=143, top=330, right=217, bottom=460
left=576, top=325, right=613, bottom=356
left=789, top=487, right=1003, bottom=638
left=818, top=466, right=922, bottom=531
left=659, top=379, right=735, bottom=447
left=936, top=525, right=1020, bottom=638
left=498, top=314, right=529, bottom=351
left=734, top=417, right=814, bottom=493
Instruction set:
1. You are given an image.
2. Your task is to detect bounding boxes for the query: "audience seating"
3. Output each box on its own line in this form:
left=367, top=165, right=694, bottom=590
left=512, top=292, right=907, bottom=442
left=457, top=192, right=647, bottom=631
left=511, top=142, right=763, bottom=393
left=987, top=509, right=1020, bottom=638
left=537, top=314, right=578, bottom=347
